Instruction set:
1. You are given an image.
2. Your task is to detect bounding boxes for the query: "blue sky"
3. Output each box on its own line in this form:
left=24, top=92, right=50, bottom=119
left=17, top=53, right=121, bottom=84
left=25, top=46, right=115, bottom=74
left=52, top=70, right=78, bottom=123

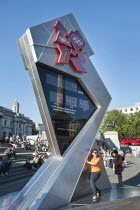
left=0, top=0, right=140, bottom=123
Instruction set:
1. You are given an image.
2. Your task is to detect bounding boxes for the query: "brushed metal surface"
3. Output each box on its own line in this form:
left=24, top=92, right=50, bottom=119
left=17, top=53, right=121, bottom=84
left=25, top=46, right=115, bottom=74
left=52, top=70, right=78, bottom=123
left=9, top=13, right=111, bottom=210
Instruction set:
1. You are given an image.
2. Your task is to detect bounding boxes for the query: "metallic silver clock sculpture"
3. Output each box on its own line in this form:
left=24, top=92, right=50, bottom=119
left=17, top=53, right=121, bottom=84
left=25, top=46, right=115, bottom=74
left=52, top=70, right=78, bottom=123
left=9, top=13, right=111, bottom=210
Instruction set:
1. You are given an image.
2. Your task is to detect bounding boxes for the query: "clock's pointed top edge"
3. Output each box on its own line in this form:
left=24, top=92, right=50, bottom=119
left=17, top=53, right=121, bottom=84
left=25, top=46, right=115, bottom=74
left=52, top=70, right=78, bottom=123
left=27, top=13, right=94, bottom=56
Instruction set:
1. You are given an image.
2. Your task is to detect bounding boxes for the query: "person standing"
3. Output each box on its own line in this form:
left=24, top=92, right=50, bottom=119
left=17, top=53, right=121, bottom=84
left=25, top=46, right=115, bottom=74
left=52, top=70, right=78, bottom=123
left=100, top=148, right=108, bottom=168
left=111, top=149, right=115, bottom=170
left=107, top=150, right=113, bottom=168
left=113, top=150, right=123, bottom=184
left=87, top=149, right=101, bottom=201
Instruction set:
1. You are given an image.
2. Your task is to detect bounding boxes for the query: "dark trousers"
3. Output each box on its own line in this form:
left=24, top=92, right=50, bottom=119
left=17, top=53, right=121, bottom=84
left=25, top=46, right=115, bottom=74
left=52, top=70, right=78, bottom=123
left=0, top=166, right=5, bottom=174
left=33, top=163, right=38, bottom=169
left=4, top=162, right=12, bottom=172
left=90, top=172, right=101, bottom=196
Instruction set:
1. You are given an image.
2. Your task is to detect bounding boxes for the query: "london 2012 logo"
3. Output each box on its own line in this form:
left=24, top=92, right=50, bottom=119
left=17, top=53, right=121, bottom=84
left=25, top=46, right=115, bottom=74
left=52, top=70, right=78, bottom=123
left=54, top=20, right=87, bottom=73
left=70, top=34, right=84, bottom=46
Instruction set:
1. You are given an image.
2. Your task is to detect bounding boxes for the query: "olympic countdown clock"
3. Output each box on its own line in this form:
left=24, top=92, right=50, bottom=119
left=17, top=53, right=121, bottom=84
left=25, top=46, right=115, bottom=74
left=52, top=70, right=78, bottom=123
left=9, top=14, right=111, bottom=210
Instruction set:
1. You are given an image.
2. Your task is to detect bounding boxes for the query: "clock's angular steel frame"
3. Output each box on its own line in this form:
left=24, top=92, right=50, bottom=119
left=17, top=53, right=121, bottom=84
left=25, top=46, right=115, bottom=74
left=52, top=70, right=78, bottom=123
left=9, top=14, right=111, bottom=210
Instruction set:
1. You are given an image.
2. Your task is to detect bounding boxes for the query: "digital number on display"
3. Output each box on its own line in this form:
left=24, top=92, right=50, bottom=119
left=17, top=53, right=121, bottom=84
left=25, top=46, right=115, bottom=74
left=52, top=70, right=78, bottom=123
left=79, top=99, right=89, bottom=110
left=50, top=91, right=89, bottom=110
left=64, top=80, right=77, bottom=92
left=66, top=96, right=77, bottom=107
left=50, top=91, right=63, bottom=104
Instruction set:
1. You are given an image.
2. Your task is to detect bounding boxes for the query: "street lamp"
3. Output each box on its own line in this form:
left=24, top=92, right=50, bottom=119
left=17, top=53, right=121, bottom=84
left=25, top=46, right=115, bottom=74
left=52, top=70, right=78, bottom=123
left=36, top=124, right=41, bottom=139
left=106, top=120, right=115, bottom=128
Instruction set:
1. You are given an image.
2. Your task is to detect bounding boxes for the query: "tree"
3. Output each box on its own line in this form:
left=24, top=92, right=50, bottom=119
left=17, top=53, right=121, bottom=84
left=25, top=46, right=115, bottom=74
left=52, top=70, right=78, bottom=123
left=102, top=110, right=140, bottom=138
left=127, top=112, right=140, bottom=137
left=32, top=123, right=38, bottom=135
left=102, top=110, right=128, bottom=137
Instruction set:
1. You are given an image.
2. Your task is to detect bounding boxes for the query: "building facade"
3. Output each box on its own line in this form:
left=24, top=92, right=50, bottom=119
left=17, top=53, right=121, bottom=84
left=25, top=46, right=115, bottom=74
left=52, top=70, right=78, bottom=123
left=35, top=123, right=44, bottom=136
left=117, top=102, right=140, bottom=115
left=0, top=101, right=33, bottom=140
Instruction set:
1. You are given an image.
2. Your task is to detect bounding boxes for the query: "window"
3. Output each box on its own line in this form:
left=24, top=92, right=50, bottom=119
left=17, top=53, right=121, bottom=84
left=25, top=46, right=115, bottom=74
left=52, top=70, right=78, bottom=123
left=4, top=120, right=6, bottom=126
left=130, top=108, right=133, bottom=111
left=3, top=132, right=6, bottom=139
left=125, top=109, right=127, bottom=112
left=10, top=121, right=12, bottom=127
left=9, top=133, right=12, bottom=137
left=136, top=107, right=138, bottom=111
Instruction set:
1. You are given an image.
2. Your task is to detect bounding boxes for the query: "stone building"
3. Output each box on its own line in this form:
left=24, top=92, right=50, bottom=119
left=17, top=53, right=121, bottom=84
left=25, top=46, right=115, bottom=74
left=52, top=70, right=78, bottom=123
left=0, top=101, right=33, bottom=140
left=35, top=123, right=44, bottom=135
left=117, top=102, right=140, bottom=115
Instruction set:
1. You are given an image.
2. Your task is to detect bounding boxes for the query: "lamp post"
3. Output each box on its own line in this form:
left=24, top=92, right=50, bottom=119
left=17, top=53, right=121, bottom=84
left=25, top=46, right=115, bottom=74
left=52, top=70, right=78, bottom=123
left=36, top=123, right=42, bottom=140
left=106, top=120, right=115, bottom=128
left=36, top=126, right=40, bottom=138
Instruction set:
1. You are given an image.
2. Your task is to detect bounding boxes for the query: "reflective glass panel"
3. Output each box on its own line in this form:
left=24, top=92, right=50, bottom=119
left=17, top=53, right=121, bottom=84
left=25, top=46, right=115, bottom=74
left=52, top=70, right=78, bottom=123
left=37, top=64, right=97, bottom=155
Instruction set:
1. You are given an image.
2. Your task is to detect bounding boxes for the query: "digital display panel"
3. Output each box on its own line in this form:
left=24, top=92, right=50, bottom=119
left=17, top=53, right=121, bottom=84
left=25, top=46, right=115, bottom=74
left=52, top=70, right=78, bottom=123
left=37, top=64, right=97, bottom=155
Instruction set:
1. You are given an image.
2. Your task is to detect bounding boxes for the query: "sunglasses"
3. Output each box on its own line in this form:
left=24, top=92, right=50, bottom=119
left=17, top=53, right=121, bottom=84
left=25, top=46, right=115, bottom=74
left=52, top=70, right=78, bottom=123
left=93, top=152, right=97, bottom=154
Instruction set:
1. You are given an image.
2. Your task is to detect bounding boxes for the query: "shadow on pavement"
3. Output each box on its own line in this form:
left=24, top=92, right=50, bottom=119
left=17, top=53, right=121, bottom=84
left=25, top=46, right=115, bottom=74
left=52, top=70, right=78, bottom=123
left=123, top=172, right=140, bottom=187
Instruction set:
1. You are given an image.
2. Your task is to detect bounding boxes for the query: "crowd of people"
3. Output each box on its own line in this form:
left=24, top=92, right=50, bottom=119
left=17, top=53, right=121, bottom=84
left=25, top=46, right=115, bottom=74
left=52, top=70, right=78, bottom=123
left=87, top=147, right=130, bottom=201
left=5, top=135, right=31, bottom=150
left=1, top=135, right=134, bottom=203
left=4, top=135, right=49, bottom=153
left=100, top=147, right=129, bottom=170
left=0, top=135, right=51, bottom=176
left=0, top=151, right=47, bottom=176
left=34, top=137, right=49, bottom=153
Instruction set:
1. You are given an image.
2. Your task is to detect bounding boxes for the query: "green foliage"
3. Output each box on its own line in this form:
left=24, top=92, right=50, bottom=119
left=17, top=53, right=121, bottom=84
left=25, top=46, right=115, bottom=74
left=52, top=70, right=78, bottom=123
left=102, top=110, right=140, bottom=138
left=32, top=123, right=38, bottom=135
